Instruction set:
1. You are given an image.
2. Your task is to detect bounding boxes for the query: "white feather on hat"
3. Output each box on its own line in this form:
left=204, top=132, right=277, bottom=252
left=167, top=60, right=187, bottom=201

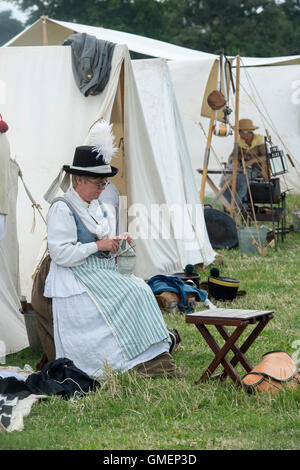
left=88, top=120, right=118, bottom=164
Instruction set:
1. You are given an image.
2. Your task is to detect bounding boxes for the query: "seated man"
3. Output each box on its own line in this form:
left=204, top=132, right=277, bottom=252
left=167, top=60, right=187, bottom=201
left=220, top=118, right=267, bottom=208
left=42, top=120, right=181, bottom=379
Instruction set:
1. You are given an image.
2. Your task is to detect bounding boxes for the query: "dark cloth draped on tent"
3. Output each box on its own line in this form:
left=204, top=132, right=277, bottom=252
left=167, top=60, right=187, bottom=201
left=62, top=33, right=116, bottom=97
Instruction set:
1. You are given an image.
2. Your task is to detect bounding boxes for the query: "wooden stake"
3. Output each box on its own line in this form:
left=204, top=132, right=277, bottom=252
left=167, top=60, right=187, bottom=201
left=200, top=109, right=216, bottom=204
left=230, top=55, right=240, bottom=218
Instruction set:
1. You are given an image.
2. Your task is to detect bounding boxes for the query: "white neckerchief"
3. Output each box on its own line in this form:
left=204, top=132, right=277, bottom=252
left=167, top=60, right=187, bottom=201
left=64, top=187, right=110, bottom=239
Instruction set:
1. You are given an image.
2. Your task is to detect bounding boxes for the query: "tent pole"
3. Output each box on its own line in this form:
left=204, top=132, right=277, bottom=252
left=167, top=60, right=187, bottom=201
left=230, top=55, right=240, bottom=218
left=41, top=15, right=49, bottom=46
left=200, top=109, right=216, bottom=204
left=120, top=61, right=125, bottom=127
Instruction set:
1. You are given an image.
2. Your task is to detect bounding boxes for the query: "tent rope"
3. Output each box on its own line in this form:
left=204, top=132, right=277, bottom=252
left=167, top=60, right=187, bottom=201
left=197, top=120, right=265, bottom=252
left=18, top=168, right=47, bottom=231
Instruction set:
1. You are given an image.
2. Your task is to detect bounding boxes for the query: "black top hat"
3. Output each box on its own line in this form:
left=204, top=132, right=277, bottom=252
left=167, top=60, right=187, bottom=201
left=63, top=146, right=118, bottom=178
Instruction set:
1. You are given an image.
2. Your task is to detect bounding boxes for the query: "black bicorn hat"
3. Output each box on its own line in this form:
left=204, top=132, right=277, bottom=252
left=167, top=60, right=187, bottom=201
left=63, top=145, right=118, bottom=177
left=44, top=120, right=119, bottom=203
left=63, top=120, right=119, bottom=177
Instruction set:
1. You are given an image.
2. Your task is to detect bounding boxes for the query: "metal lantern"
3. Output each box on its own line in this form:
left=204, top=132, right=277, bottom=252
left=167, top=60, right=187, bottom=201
left=269, top=146, right=288, bottom=176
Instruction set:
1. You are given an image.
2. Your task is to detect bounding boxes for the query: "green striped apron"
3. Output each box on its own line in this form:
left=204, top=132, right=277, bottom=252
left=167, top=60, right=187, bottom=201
left=71, top=256, right=170, bottom=361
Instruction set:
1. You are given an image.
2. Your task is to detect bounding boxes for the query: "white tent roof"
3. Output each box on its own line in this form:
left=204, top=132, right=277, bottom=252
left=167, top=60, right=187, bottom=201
left=0, top=44, right=215, bottom=320
left=4, top=17, right=300, bottom=193
left=5, top=17, right=300, bottom=66
left=4, top=17, right=214, bottom=60
left=5, top=17, right=300, bottom=191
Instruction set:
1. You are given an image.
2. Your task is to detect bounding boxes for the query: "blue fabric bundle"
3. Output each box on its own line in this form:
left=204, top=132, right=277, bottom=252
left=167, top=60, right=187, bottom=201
left=147, top=275, right=207, bottom=312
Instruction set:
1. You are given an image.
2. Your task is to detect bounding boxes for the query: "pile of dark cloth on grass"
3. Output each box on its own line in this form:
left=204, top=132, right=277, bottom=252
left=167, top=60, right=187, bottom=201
left=0, top=358, right=100, bottom=433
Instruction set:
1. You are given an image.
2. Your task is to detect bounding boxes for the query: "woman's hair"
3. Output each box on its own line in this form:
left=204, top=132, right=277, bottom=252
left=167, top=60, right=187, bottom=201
left=72, top=174, right=87, bottom=188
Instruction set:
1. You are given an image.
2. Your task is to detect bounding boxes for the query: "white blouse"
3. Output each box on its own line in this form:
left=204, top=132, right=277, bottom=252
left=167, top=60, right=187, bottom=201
left=44, top=187, right=110, bottom=298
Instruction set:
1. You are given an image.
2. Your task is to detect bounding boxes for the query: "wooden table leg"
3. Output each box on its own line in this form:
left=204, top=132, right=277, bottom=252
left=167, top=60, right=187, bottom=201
left=216, top=325, right=253, bottom=373
left=195, top=323, right=248, bottom=386
left=217, top=315, right=273, bottom=380
left=236, top=314, right=273, bottom=358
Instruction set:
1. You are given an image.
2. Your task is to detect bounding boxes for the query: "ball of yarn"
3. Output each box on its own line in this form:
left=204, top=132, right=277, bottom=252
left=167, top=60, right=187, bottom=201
left=210, top=267, right=220, bottom=278
left=184, top=264, right=195, bottom=274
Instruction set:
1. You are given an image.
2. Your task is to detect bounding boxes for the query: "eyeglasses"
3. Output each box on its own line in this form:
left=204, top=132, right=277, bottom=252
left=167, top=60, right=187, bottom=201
left=87, top=179, right=110, bottom=189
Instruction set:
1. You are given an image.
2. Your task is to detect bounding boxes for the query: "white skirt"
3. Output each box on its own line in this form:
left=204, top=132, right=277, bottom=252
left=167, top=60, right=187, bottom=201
left=53, top=292, right=169, bottom=378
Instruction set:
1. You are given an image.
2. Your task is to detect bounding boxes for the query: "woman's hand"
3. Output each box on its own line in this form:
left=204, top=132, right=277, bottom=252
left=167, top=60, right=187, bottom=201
left=118, top=232, right=133, bottom=244
left=96, top=237, right=120, bottom=253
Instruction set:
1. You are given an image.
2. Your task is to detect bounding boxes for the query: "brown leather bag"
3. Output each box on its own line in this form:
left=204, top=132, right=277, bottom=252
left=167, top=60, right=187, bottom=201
left=155, top=291, right=197, bottom=311
left=242, top=351, right=300, bottom=393
left=207, top=90, right=226, bottom=111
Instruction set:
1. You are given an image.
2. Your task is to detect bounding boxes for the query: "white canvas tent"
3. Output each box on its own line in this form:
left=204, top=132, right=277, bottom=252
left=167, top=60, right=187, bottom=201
left=5, top=17, right=300, bottom=195
left=0, top=42, right=216, bottom=352
left=0, top=133, right=28, bottom=356
left=132, top=57, right=213, bottom=261
left=3, top=16, right=300, bottom=353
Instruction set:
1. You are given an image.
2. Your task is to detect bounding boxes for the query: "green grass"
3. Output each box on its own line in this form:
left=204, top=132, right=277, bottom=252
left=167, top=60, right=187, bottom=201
left=1, top=196, right=300, bottom=450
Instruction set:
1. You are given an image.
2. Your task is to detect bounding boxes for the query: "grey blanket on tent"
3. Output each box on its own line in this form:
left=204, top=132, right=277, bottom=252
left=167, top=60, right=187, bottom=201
left=62, top=33, right=116, bottom=97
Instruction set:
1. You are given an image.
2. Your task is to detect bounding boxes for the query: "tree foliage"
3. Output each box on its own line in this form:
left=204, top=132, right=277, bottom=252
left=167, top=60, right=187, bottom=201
left=173, top=0, right=300, bottom=56
left=0, top=10, right=23, bottom=46
left=10, top=0, right=300, bottom=56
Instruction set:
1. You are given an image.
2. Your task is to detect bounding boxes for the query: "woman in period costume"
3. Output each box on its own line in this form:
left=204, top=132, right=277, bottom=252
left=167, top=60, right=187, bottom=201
left=43, top=120, right=181, bottom=379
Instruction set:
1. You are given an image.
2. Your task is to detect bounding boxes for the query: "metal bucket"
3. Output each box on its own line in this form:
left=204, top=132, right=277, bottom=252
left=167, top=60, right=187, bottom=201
left=292, top=211, right=300, bottom=233
left=237, top=226, right=269, bottom=255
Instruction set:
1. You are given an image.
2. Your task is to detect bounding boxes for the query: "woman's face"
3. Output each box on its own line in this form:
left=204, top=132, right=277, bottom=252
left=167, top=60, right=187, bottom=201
left=75, top=176, right=108, bottom=203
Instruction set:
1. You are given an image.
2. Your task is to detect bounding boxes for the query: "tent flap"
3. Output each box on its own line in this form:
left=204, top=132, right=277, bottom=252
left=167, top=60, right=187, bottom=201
left=0, top=159, right=28, bottom=355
